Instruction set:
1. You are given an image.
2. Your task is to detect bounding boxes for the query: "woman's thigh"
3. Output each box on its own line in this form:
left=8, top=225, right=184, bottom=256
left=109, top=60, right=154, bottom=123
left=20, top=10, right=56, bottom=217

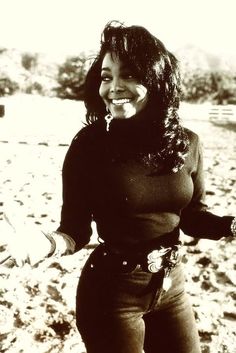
left=144, top=268, right=201, bottom=353
left=76, top=248, right=200, bottom=353
left=76, top=248, right=154, bottom=353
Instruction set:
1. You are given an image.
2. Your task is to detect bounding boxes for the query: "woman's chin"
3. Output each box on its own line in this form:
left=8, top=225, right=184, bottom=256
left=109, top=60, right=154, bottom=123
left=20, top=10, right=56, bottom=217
left=114, top=115, right=133, bottom=119
left=111, top=110, right=135, bottom=119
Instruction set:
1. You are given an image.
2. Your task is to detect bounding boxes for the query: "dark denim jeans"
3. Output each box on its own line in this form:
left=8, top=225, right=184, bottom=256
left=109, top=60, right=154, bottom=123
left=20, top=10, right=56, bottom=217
left=76, top=245, right=201, bottom=353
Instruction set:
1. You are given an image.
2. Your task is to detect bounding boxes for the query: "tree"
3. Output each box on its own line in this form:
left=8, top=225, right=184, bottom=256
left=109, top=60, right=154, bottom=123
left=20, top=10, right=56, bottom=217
left=181, top=68, right=236, bottom=104
left=211, top=71, right=236, bottom=104
left=55, top=54, right=90, bottom=100
left=21, top=53, right=38, bottom=71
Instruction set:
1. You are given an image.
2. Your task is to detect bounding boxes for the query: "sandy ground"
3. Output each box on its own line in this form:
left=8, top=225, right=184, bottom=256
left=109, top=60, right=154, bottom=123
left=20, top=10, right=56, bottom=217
left=0, top=95, right=235, bottom=353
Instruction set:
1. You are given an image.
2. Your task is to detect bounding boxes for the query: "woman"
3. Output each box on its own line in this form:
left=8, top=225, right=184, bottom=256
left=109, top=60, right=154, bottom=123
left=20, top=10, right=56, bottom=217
left=4, top=21, right=235, bottom=353
left=55, top=22, right=235, bottom=353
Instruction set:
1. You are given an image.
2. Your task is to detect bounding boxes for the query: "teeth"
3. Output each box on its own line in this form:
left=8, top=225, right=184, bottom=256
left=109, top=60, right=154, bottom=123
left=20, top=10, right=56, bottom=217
left=112, top=99, right=131, bottom=105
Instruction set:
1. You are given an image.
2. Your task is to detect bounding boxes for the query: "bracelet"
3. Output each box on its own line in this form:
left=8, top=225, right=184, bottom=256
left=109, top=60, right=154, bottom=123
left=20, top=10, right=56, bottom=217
left=230, top=217, right=236, bottom=237
left=43, top=231, right=76, bottom=256
left=43, top=232, right=57, bottom=257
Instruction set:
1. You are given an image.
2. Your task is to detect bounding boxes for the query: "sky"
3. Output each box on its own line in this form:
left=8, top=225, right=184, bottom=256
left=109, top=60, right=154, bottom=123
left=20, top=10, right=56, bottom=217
left=0, top=0, right=236, bottom=59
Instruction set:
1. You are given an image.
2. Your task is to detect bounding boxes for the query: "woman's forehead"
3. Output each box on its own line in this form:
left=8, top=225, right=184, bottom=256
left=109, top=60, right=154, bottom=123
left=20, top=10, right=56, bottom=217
left=101, top=52, right=132, bottom=70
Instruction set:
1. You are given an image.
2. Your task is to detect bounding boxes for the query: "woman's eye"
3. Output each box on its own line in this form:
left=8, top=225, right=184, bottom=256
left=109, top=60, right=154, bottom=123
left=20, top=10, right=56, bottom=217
left=100, top=73, right=136, bottom=82
left=123, top=73, right=134, bottom=79
left=101, top=76, right=111, bottom=82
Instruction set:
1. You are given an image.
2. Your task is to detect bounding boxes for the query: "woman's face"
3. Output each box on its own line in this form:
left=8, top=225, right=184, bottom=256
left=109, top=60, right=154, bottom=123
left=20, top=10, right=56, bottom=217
left=99, top=52, right=148, bottom=119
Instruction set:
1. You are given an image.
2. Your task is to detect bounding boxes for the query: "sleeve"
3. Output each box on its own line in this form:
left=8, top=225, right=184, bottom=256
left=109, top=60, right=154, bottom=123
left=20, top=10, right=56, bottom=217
left=179, top=135, right=233, bottom=240
left=57, top=128, right=93, bottom=251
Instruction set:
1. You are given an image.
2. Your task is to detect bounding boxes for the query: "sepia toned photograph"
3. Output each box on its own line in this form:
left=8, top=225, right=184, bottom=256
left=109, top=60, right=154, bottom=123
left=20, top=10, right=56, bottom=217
left=0, top=0, right=235, bottom=352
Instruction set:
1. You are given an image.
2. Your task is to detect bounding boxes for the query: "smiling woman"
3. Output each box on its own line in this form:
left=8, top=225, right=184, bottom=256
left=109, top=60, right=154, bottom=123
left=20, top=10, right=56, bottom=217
left=58, top=21, right=234, bottom=353
left=83, top=21, right=189, bottom=173
left=99, top=52, right=148, bottom=119
left=5, top=20, right=235, bottom=353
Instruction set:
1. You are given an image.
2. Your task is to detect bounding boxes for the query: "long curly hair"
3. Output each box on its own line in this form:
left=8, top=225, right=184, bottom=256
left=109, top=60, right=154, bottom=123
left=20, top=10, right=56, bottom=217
left=84, top=21, right=189, bottom=173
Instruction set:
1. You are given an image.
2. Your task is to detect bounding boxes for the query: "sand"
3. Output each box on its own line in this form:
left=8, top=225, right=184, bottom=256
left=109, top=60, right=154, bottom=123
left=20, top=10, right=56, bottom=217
left=0, top=95, right=235, bottom=353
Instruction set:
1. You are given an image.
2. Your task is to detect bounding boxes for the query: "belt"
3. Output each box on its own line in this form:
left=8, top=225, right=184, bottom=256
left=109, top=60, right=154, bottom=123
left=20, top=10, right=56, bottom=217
left=93, top=242, right=182, bottom=274
left=89, top=242, right=182, bottom=292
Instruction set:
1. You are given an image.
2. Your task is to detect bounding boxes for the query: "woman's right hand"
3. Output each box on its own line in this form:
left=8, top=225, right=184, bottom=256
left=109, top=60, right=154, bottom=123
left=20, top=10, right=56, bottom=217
left=1, top=213, right=53, bottom=266
left=1, top=212, right=76, bottom=267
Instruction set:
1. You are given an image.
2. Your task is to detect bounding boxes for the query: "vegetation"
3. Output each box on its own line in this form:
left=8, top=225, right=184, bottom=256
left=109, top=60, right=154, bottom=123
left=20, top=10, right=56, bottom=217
left=54, top=54, right=91, bottom=100
left=0, top=46, right=236, bottom=104
left=0, top=76, right=19, bottom=96
left=181, top=69, right=236, bottom=104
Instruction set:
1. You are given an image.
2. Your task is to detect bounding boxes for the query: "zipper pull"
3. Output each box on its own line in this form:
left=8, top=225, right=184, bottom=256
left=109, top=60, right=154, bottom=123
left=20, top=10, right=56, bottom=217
left=163, top=267, right=172, bottom=291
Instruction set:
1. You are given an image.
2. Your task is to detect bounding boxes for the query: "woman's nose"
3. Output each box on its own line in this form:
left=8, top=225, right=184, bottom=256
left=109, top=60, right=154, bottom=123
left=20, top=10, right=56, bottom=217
left=110, top=78, right=125, bottom=92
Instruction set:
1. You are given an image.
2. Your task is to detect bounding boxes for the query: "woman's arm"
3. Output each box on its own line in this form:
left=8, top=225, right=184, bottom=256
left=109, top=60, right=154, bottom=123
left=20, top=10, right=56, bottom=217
left=180, top=135, right=234, bottom=240
left=57, top=127, right=93, bottom=251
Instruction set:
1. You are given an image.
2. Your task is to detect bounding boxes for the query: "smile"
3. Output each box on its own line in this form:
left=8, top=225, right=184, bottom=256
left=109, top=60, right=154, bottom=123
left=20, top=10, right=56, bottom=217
left=111, top=98, right=132, bottom=105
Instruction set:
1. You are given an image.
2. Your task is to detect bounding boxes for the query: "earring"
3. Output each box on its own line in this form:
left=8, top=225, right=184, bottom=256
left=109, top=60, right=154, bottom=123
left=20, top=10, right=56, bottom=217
left=104, top=109, right=113, bottom=132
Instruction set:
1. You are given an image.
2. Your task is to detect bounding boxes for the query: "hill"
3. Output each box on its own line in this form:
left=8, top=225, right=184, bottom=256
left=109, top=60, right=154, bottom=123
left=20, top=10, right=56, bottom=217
left=175, top=44, right=236, bottom=72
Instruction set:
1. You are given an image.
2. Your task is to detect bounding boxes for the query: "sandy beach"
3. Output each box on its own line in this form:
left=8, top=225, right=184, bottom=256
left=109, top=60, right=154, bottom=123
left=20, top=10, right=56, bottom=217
left=0, top=94, right=235, bottom=353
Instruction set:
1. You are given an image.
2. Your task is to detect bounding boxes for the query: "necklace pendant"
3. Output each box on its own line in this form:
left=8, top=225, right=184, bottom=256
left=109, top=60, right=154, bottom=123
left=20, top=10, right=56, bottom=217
left=105, top=114, right=113, bottom=132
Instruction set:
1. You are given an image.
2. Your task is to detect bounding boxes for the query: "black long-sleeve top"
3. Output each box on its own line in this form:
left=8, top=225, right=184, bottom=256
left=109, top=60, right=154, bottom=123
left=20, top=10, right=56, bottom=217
left=57, top=117, right=233, bottom=252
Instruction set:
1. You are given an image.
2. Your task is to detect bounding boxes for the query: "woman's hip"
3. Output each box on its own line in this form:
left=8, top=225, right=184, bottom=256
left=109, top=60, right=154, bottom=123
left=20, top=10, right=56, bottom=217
left=76, top=243, right=186, bottom=316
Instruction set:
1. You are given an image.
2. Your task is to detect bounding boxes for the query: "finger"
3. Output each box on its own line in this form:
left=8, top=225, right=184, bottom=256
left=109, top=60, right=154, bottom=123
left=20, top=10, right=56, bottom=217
left=3, top=213, right=17, bottom=233
left=0, top=254, right=12, bottom=265
left=0, top=257, right=16, bottom=268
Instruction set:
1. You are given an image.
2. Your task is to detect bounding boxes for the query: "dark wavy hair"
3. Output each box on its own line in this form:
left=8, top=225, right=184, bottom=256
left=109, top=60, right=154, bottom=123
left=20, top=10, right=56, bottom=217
left=84, top=21, right=189, bottom=173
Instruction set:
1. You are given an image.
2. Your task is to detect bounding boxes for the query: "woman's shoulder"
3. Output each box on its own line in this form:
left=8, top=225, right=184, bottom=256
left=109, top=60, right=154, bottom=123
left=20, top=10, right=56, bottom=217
left=184, top=127, right=201, bottom=146
left=183, top=128, right=203, bottom=164
left=71, top=120, right=103, bottom=145
left=64, top=121, right=103, bottom=163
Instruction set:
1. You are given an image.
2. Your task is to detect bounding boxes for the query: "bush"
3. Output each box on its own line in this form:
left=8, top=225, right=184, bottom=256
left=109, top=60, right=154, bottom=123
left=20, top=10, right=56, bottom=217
left=25, top=81, right=43, bottom=95
left=55, top=54, right=90, bottom=100
left=0, top=76, right=19, bottom=96
left=210, top=71, right=236, bottom=104
left=181, top=69, right=214, bottom=102
left=21, top=53, right=38, bottom=71
left=181, top=69, right=236, bottom=104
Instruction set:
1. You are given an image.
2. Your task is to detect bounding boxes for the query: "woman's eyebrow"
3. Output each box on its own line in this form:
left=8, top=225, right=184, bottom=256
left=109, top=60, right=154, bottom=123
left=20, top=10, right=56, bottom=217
left=101, top=64, right=131, bottom=72
left=101, top=67, right=111, bottom=72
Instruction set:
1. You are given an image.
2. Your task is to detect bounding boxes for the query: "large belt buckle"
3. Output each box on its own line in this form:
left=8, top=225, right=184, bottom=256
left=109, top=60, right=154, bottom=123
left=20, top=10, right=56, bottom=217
left=147, top=249, right=165, bottom=273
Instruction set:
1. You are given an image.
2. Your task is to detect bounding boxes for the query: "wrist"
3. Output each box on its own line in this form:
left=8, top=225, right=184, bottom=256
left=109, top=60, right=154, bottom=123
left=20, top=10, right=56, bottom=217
left=230, top=217, right=236, bottom=237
